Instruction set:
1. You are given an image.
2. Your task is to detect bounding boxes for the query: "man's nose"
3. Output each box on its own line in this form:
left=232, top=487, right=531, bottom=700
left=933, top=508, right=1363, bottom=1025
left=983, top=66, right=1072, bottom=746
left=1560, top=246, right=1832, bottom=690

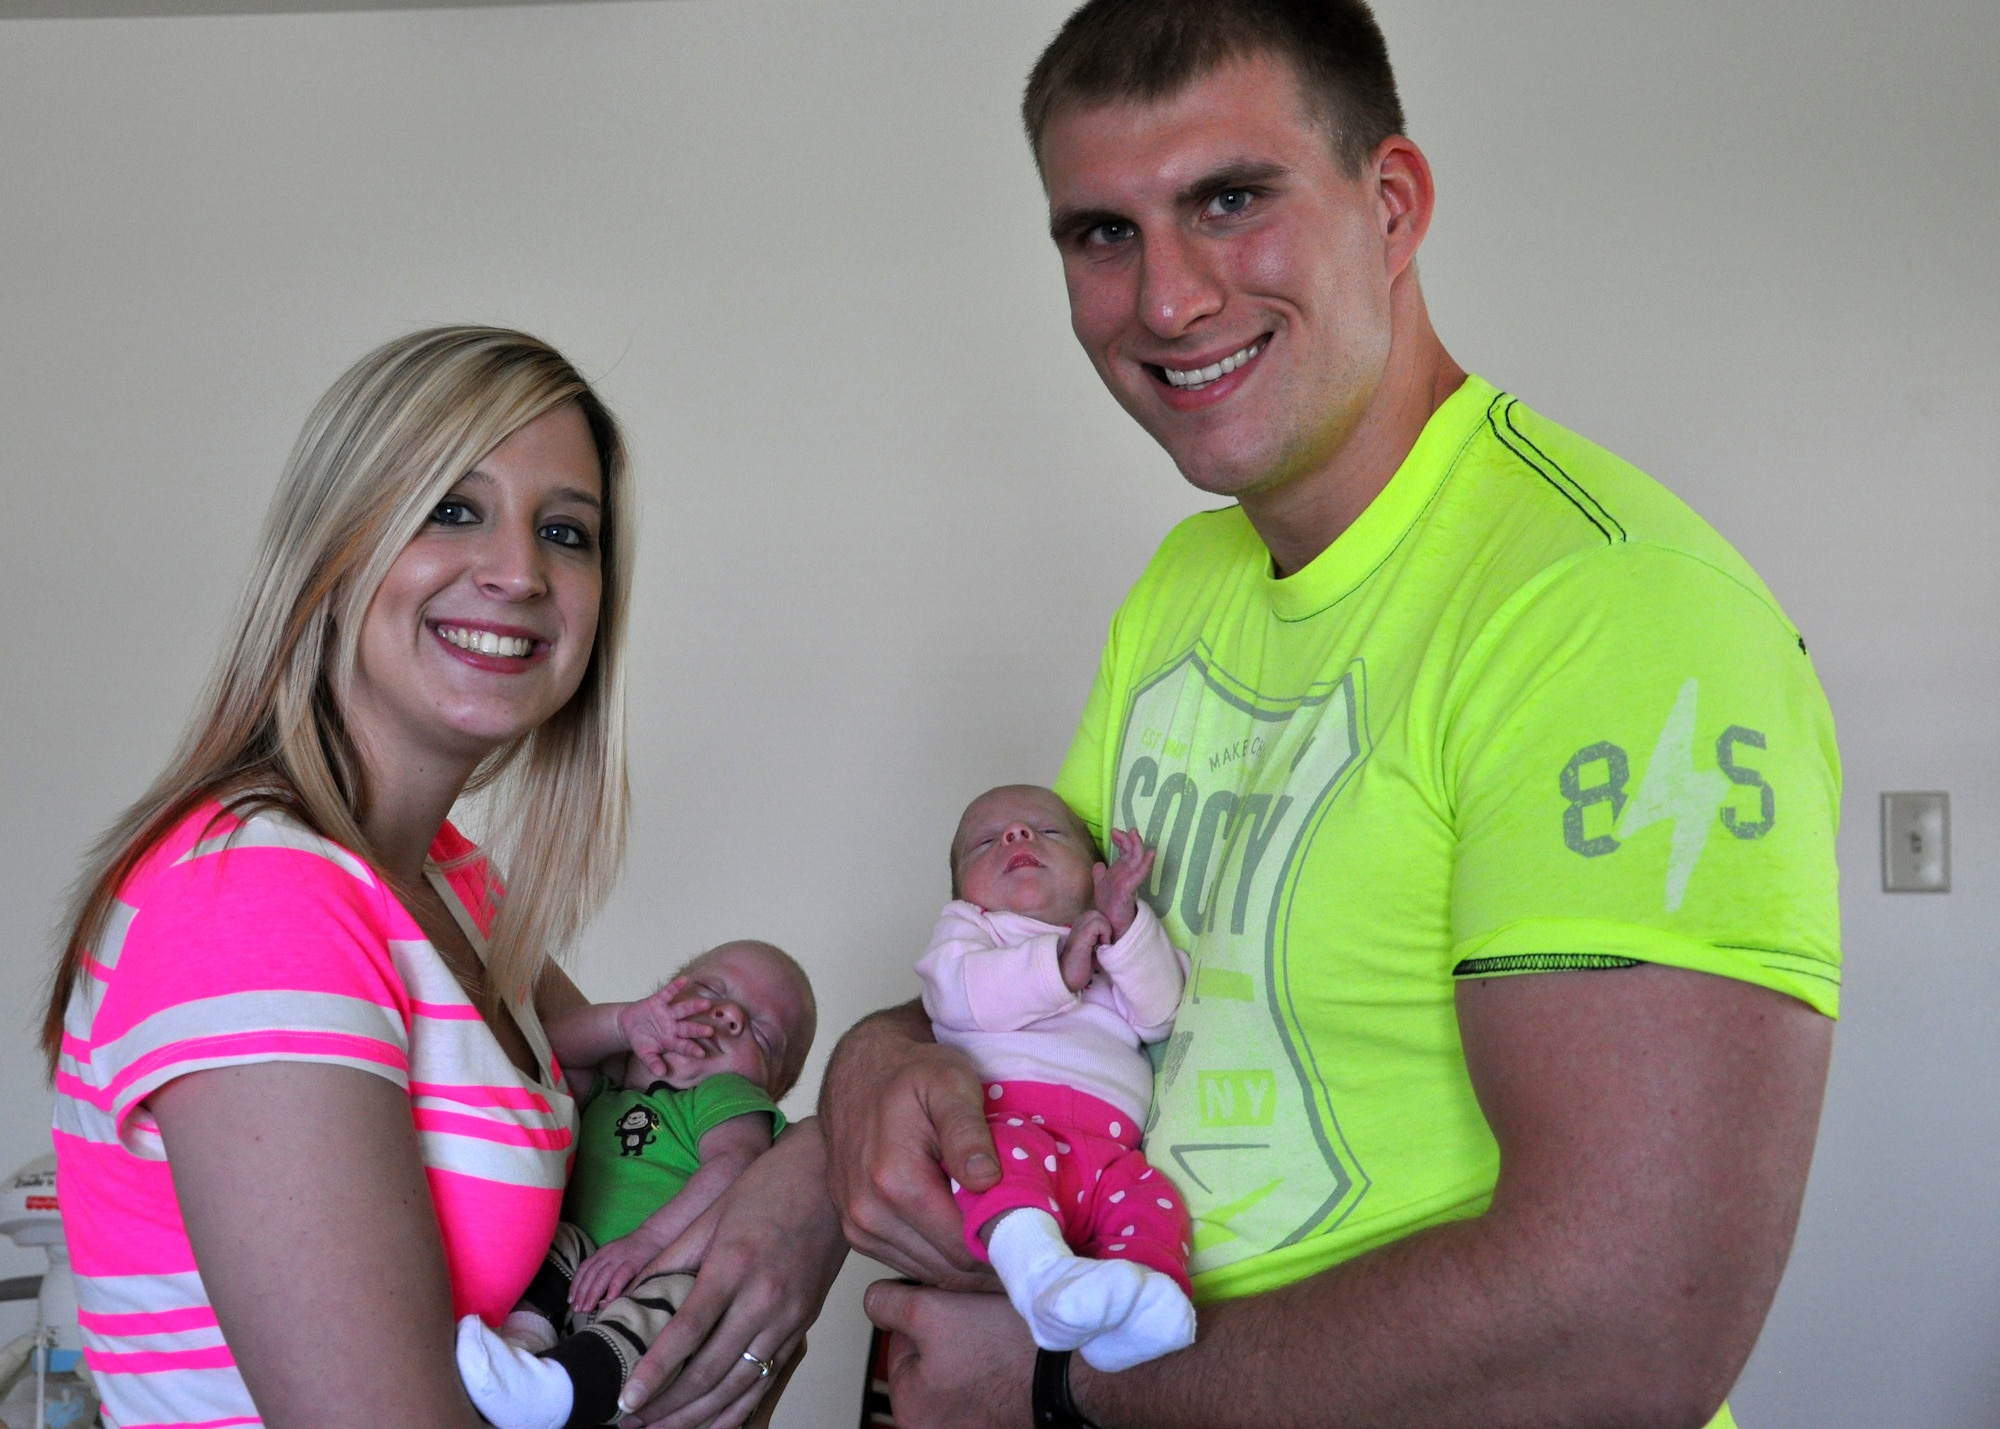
left=1137, top=230, right=1225, bottom=340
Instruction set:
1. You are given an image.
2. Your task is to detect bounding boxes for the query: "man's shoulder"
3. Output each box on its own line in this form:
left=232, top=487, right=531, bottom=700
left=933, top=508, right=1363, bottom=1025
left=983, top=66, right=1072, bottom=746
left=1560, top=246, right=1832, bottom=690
left=1448, top=390, right=1782, bottom=617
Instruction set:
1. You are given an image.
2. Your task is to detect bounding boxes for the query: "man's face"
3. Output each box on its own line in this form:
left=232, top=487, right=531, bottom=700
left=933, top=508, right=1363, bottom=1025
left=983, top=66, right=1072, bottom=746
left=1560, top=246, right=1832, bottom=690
left=1040, top=51, right=1399, bottom=504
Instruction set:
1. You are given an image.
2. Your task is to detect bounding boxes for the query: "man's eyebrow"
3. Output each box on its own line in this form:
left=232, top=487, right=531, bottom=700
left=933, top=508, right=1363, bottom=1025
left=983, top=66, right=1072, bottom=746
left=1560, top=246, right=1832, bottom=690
left=1049, top=159, right=1292, bottom=243
left=1049, top=204, right=1128, bottom=244
left=1174, top=158, right=1289, bottom=208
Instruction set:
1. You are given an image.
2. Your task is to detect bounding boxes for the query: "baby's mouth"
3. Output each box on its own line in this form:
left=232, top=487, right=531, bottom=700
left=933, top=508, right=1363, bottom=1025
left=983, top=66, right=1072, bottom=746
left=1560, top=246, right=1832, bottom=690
left=1004, top=852, right=1044, bottom=873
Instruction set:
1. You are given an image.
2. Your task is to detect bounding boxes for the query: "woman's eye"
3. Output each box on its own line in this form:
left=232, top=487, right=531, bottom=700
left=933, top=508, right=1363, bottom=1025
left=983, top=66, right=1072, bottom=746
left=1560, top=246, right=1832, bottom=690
left=429, top=498, right=477, bottom=526
left=540, top=521, right=592, bottom=550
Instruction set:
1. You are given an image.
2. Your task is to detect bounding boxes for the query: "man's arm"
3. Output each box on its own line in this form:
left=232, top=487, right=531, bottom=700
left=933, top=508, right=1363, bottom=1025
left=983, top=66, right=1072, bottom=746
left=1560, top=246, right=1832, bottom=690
left=819, top=1000, right=1003, bottom=1291
left=861, top=963, right=1832, bottom=1429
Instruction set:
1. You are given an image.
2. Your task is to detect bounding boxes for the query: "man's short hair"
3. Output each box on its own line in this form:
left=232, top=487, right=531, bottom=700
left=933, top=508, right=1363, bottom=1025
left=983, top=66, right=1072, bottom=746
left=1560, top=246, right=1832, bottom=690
left=1023, top=0, right=1407, bottom=177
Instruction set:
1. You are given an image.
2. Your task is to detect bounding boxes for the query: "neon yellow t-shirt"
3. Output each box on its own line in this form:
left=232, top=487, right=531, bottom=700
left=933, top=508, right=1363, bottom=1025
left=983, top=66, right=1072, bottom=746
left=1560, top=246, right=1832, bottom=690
left=1054, top=377, right=1839, bottom=1336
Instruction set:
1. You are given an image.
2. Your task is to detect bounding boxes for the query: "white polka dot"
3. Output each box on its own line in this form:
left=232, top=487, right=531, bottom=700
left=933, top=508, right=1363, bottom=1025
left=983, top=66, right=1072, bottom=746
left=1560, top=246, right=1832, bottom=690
left=1031, top=1115, right=1045, bottom=1124
left=1157, top=1198, right=1174, bottom=1209
left=988, top=1085, right=1003, bottom=1099
left=1139, top=1169, right=1152, bottom=1179
left=948, top=1178, right=961, bottom=1194
left=1109, top=1243, right=1126, bottom=1252
left=1011, top=1147, right=1029, bottom=1161
left=1182, top=1242, right=1191, bottom=1255
left=1056, top=1142, right=1071, bottom=1155
left=1078, top=1191, right=1087, bottom=1204
left=1109, top=1191, right=1126, bottom=1203
left=1006, top=1118, right=1024, bottom=1127
left=1094, top=1169, right=1103, bottom=1181
left=1121, top=1225, right=1136, bottom=1237
left=1108, top=1121, right=1122, bottom=1137
left=1044, top=1155, right=1058, bottom=1173
left=1048, top=1199, right=1060, bottom=1212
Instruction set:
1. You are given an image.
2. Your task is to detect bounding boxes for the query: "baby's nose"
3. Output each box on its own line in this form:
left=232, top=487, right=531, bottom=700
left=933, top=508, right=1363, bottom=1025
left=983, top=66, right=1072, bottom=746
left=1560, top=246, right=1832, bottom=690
left=1002, top=822, right=1034, bottom=843
left=709, top=1001, right=745, bottom=1035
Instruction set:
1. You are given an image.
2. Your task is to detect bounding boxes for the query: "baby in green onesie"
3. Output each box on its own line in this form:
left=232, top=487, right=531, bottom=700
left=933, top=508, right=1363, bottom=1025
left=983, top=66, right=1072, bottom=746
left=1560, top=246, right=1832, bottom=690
left=457, top=939, right=817, bottom=1429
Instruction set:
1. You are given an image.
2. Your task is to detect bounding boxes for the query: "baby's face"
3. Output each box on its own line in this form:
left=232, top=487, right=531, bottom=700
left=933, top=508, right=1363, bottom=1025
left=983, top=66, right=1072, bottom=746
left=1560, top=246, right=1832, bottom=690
left=633, top=942, right=812, bottom=1098
left=953, top=785, right=1098, bottom=926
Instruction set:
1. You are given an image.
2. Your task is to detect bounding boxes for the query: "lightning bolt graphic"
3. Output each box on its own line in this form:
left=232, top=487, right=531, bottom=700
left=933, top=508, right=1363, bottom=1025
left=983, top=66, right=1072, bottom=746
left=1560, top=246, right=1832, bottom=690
left=1618, top=678, right=1728, bottom=912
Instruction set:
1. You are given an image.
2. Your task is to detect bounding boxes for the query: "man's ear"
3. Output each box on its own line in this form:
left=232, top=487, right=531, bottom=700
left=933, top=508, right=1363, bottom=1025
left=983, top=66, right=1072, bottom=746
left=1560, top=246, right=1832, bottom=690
left=1373, top=135, right=1436, bottom=282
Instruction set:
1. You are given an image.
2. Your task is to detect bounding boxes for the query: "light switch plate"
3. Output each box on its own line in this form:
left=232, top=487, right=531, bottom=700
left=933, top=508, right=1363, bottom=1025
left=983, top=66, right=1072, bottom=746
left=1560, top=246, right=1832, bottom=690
left=1882, top=791, right=1950, bottom=892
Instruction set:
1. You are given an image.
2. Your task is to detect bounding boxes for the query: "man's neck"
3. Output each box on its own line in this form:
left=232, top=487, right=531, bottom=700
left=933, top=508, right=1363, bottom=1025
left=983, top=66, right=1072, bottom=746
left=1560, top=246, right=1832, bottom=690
left=1241, top=291, right=1466, bottom=579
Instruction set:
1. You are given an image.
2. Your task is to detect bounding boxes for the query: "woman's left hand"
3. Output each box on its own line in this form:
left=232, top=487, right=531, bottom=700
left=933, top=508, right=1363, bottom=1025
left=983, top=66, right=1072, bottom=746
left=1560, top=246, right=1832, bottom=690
left=617, top=1118, right=849, bottom=1429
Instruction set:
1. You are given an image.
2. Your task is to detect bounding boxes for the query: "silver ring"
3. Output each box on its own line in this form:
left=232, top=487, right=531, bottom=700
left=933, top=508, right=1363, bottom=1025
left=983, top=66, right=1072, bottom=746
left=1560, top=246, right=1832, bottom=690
left=740, top=1350, right=773, bottom=1379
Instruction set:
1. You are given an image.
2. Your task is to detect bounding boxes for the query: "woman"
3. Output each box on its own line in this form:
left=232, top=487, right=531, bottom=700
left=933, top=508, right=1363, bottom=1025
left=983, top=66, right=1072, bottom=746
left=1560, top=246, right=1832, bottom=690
left=44, top=326, right=631, bottom=1428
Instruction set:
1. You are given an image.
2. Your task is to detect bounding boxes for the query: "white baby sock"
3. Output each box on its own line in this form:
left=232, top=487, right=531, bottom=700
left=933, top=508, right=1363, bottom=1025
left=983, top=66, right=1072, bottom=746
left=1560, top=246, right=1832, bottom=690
left=985, top=1209, right=1143, bottom=1350
left=1076, top=1268, right=1196, bottom=1372
left=456, top=1313, right=575, bottom=1429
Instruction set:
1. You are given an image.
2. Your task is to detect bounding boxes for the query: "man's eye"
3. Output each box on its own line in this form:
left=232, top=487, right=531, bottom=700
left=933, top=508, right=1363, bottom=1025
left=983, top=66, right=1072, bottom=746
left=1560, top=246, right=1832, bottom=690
left=1206, top=189, right=1255, bottom=217
left=1087, top=219, right=1137, bottom=248
left=429, top=498, right=477, bottom=526
left=540, top=520, right=592, bottom=550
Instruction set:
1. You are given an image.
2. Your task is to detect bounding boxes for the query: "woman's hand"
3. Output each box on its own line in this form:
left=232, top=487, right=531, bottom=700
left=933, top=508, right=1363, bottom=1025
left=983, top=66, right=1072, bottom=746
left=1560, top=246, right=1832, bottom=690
left=615, top=1120, right=848, bottom=1429
left=151, top=1062, right=487, bottom=1429
left=818, top=1001, right=1001, bottom=1290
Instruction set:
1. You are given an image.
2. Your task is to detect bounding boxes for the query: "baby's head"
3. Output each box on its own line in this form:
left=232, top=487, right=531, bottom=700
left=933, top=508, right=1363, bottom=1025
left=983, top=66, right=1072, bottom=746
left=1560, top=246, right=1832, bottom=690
left=950, top=785, right=1100, bottom=926
left=633, top=939, right=817, bottom=1101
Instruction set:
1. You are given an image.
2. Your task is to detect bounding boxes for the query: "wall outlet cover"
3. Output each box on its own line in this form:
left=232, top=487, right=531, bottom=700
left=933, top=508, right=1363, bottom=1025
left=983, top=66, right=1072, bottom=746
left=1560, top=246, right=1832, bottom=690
left=1881, top=791, right=1950, bottom=893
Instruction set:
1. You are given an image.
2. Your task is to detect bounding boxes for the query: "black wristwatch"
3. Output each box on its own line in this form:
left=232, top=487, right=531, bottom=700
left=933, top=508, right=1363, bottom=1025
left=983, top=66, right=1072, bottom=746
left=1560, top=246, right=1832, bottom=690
left=1032, top=1349, right=1102, bottom=1429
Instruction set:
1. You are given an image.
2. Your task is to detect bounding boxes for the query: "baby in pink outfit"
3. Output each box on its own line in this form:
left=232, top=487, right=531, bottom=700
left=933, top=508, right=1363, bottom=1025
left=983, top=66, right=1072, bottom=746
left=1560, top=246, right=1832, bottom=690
left=917, top=784, right=1196, bottom=1372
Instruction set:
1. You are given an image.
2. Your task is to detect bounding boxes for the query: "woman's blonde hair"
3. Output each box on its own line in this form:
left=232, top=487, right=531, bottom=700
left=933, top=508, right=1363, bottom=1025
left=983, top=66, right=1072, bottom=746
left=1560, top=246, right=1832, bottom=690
left=43, top=326, right=632, bottom=1070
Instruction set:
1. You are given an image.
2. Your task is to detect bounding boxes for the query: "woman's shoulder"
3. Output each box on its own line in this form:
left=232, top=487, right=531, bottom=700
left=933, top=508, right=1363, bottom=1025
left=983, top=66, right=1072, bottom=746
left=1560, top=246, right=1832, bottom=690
left=102, top=799, right=416, bottom=1011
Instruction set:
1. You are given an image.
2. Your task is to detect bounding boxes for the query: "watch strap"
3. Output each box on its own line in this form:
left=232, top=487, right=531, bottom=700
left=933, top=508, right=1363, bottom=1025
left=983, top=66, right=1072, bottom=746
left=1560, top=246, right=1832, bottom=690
left=1032, top=1348, right=1100, bottom=1429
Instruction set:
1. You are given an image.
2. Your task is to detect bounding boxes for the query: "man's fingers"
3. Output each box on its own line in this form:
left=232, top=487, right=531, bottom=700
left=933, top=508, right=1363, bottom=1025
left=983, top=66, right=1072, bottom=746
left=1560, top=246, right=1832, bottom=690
left=863, top=1278, right=922, bottom=1333
left=931, top=1090, right=1001, bottom=1192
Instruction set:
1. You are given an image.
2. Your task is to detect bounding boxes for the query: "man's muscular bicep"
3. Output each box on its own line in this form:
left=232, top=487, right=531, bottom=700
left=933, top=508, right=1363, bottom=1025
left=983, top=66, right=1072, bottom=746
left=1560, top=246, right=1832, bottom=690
left=1456, top=964, right=1832, bottom=1415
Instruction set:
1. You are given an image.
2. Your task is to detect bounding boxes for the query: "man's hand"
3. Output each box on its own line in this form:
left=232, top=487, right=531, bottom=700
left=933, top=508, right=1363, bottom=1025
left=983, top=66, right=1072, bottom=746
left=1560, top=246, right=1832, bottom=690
left=1092, top=829, right=1155, bottom=941
left=618, top=977, right=716, bottom=1083
left=864, top=1282, right=1037, bottom=1429
left=819, top=1001, right=1002, bottom=1290
left=570, top=1230, right=665, bottom=1315
left=1057, top=912, right=1111, bottom=992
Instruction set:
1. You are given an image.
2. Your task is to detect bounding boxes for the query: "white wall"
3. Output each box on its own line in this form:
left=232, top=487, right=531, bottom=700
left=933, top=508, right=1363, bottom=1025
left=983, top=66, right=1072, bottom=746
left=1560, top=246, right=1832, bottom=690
left=1, top=2, right=1993, bottom=1424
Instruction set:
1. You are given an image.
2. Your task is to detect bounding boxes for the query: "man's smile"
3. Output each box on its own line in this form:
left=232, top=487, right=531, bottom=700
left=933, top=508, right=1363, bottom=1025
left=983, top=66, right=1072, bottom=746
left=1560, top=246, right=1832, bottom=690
left=1151, top=338, right=1267, bottom=391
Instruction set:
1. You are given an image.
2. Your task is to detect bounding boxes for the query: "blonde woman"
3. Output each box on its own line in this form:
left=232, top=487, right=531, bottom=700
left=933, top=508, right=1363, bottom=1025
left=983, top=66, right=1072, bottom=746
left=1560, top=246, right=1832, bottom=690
left=41, top=327, right=840, bottom=1429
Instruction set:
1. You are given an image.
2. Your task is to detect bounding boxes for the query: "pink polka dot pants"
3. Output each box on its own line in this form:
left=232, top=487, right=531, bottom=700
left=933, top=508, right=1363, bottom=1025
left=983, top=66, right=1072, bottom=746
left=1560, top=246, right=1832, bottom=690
left=952, top=1080, right=1191, bottom=1296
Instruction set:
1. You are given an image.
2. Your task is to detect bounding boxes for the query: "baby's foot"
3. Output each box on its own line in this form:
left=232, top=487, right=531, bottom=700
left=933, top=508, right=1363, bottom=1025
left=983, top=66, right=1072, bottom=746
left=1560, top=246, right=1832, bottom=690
left=501, top=1308, right=559, bottom=1354
left=1077, top=1269, right=1196, bottom=1372
left=456, top=1314, right=575, bottom=1429
left=1022, top=1256, right=1147, bottom=1350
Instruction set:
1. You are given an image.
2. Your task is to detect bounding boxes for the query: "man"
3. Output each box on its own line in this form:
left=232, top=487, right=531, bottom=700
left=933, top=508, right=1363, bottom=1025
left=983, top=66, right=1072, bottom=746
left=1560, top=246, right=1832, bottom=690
left=822, top=2, right=1839, bottom=1427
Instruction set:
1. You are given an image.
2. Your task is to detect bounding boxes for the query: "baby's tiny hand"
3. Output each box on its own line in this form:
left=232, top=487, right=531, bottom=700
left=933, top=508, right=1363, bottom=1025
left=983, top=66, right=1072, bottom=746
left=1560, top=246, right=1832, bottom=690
left=1058, top=911, right=1112, bottom=993
left=569, top=1231, right=662, bottom=1315
left=1093, top=828, right=1156, bottom=941
left=618, top=976, right=716, bottom=1083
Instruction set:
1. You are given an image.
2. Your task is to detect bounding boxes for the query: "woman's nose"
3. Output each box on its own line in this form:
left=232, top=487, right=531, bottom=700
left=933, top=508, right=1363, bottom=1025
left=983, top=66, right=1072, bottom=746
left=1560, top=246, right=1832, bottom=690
left=475, top=522, right=550, bottom=602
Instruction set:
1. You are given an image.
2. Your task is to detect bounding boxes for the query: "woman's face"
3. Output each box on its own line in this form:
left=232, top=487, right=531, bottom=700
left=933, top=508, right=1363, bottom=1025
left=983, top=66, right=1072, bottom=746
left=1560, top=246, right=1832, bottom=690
left=346, top=401, right=604, bottom=777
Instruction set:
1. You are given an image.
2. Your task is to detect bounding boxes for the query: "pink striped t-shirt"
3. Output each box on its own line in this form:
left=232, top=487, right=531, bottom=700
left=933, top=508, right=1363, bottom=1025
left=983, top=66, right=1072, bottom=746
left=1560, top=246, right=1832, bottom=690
left=52, top=801, right=576, bottom=1429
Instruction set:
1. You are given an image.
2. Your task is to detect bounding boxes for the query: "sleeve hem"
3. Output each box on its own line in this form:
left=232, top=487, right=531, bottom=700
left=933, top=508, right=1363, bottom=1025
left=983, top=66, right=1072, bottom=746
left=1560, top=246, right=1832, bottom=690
left=1451, top=917, right=1840, bottom=1018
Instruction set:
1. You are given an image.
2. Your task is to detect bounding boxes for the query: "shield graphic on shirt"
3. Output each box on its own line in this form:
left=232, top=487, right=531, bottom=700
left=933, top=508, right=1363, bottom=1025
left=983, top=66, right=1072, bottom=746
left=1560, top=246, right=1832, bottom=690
left=1115, top=645, right=1371, bottom=1276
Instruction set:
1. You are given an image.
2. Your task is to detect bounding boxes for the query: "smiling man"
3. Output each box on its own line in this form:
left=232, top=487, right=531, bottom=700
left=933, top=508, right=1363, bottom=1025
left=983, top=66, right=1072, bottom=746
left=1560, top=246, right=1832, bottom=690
left=822, top=3, right=1841, bottom=1427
